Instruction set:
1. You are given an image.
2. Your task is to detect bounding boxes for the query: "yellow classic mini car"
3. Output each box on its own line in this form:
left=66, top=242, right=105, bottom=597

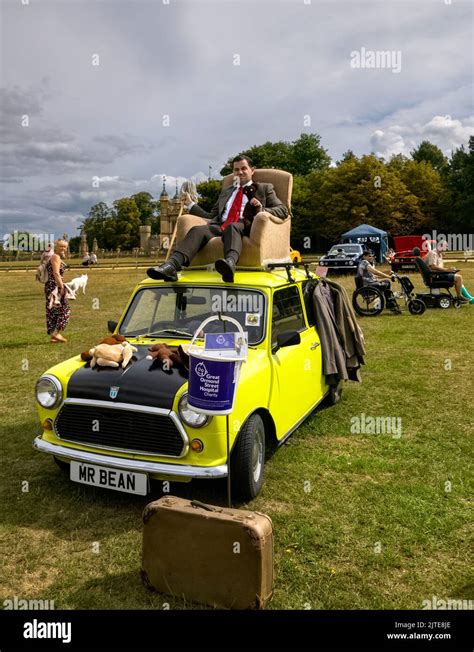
left=34, top=266, right=341, bottom=500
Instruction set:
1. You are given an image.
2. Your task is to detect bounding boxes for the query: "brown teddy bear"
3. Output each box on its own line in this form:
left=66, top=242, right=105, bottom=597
left=147, top=343, right=189, bottom=370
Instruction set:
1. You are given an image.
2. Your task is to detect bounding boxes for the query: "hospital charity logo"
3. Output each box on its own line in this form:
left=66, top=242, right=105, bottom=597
left=195, top=362, right=208, bottom=378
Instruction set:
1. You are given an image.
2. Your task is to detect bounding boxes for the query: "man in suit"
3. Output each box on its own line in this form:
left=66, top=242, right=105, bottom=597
left=147, top=155, right=289, bottom=283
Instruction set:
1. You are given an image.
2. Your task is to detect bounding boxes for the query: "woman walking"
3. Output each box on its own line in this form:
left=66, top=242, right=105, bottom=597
left=45, top=239, right=71, bottom=343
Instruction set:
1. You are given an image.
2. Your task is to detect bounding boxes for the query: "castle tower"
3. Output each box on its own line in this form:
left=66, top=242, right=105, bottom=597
left=140, top=225, right=152, bottom=253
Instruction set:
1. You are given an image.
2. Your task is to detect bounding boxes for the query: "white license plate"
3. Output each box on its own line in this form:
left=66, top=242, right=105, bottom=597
left=70, top=461, right=148, bottom=495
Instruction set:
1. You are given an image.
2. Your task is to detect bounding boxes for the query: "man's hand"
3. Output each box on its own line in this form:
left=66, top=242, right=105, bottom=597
left=250, top=198, right=263, bottom=212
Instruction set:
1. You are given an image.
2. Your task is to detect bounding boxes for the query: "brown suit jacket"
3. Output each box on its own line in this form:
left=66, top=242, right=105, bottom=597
left=189, top=181, right=289, bottom=229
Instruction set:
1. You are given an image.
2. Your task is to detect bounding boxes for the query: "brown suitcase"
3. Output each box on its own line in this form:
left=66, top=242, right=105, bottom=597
left=141, top=496, right=274, bottom=609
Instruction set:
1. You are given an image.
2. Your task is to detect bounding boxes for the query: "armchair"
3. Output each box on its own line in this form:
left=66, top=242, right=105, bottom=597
left=175, top=169, right=293, bottom=267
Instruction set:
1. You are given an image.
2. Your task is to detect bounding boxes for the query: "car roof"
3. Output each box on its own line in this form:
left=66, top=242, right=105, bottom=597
left=137, top=267, right=312, bottom=290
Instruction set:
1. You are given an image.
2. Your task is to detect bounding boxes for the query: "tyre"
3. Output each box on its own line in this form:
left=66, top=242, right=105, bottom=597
left=230, top=414, right=265, bottom=501
left=438, top=296, right=452, bottom=309
left=352, top=286, right=384, bottom=316
left=452, top=298, right=462, bottom=310
left=408, top=299, right=426, bottom=315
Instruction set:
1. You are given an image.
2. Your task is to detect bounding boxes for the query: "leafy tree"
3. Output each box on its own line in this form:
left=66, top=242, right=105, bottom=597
left=220, top=133, right=330, bottom=176
left=109, top=198, right=141, bottom=249
left=441, top=136, right=474, bottom=233
left=68, top=236, right=81, bottom=253
left=411, top=140, right=447, bottom=172
left=390, top=158, right=445, bottom=228
left=307, top=154, right=425, bottom=242
left=131, top=192, right=159, bottom=225
left=196, top=179, right=222, bottom=213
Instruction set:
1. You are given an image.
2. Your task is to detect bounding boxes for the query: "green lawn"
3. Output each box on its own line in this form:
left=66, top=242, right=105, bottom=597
left=0, top=265, right=472, bottom=610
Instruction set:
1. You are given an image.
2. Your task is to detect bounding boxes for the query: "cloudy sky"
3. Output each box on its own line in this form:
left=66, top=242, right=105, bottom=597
left=0, top=0, right=473, bottom=238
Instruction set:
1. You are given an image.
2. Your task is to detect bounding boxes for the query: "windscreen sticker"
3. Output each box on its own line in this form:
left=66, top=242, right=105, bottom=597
left=245, top=313, right=260, bottom=327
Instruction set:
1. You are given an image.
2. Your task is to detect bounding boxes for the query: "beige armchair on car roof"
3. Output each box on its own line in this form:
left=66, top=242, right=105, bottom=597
left=175, top=169, right=293, bottom=267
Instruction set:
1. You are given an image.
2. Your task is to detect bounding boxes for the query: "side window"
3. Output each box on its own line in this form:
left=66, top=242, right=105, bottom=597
left=271, top=286, right=306, bottom=345
left=302, top=280, right=317, bottom=326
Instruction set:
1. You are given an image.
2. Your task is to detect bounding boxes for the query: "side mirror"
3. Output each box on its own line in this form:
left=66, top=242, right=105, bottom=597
left=108, top=320, right=118, bottom=333
left=273, top=330, right=301, bottom=354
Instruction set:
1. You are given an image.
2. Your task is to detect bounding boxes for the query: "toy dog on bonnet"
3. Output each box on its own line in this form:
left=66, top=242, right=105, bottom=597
left=81, top=334, right=137, bottom=368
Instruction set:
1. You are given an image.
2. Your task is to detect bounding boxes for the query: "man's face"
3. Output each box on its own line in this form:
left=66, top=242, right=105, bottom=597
left=233, top=160, right=254, bottom=185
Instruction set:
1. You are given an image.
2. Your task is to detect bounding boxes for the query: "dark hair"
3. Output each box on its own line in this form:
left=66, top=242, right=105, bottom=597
left=413, top=247, right=421, bottom=256
left=232, top=155, right=254, bottom=167
left=362, top=249, right=374, bottom=257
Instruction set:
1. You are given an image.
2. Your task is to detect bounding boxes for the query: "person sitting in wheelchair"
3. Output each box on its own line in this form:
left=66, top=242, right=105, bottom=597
left=357, top=250, right=396, bottom=307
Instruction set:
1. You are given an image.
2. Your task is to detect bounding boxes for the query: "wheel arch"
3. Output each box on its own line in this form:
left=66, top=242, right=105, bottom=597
left=233, top=407, right=277, bottom=457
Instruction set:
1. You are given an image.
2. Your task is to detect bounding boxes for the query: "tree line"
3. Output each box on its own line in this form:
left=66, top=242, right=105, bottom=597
left=71, top=133, right=473, bottom=252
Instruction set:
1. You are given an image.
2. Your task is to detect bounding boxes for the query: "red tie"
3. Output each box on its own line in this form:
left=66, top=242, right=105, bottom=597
left=221, top=187, right=244, bottom=231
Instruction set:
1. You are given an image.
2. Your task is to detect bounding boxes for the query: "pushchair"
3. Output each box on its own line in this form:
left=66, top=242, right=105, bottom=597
left=352, top=274, right=426, bottom=316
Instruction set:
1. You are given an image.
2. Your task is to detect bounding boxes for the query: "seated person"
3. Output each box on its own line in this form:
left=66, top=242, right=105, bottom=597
left=421, top=241, right=469, bottom=303
left=357, top=250, right=395, bottom=304
left=82, top=252, right=91, bottom=267
left=147, top=155, right=289, bottom=283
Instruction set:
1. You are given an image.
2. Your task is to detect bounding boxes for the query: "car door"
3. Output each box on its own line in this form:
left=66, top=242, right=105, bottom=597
left=269, top=284, right=325, bottom=439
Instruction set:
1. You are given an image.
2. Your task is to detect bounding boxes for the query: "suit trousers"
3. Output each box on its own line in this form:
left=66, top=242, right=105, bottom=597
left=174, top=221, right=246, bottom=265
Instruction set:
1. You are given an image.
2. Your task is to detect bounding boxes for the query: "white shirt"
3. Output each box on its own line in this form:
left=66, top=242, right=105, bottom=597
left=186, top=180, right=252, bottom=222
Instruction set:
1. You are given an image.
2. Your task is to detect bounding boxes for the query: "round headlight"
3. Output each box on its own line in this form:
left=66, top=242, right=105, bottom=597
left=178, top=394, right=211, bottom=428
left=36, top=375, right=62, bottom=408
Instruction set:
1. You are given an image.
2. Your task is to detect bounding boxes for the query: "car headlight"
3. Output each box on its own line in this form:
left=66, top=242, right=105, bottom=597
left=36, top=375, right=63, bottom=409
left=178, top=393, right=211, bottom=428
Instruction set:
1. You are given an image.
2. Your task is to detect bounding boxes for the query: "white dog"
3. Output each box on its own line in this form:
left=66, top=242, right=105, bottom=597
left=65, top=274, right=88, bottom=299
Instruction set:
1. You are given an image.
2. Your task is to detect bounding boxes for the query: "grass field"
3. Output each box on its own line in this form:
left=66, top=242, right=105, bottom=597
left=0, top=264, right=472, bottom=610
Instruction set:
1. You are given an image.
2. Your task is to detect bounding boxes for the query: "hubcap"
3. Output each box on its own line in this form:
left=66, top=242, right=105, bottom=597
left=252, top=427, right=264, bottom=483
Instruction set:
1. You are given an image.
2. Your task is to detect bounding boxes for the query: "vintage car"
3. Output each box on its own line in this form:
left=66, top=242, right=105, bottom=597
left=390, top=235, right=430, bottom=272
left=34, top=267, right=340, bottom=501
left=290, top=247, right=302, bottom=264
left=318, top=243, right=365, bottom=273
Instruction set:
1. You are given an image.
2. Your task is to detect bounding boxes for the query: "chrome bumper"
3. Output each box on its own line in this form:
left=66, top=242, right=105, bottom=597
left=33, top=437, right=227, bottom=479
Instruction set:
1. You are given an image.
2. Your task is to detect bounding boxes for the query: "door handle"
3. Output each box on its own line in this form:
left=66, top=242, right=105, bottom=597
left=310, top=342, right=320, bottom=350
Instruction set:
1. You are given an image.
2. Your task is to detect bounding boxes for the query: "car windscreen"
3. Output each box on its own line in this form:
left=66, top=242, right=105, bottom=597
left=328, top=245, right=360, bottom=254
left=119, top=286, right=266, bottom=344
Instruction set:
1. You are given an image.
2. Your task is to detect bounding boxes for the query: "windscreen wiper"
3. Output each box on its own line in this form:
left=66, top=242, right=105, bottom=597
left=139, top=329, right=193, bottom=338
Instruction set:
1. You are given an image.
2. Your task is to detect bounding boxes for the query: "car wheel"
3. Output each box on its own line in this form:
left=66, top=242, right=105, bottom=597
left=408, top=299, right=426, bottom=315
left=231, top=414, right=265, bottom=501
left=438, top=296, right=452, bottom=309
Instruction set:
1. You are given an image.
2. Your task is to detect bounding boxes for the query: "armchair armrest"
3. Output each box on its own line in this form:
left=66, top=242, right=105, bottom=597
left=176, top=214, right=209, bottom=244
left=249, top=211, right=286, bottom=245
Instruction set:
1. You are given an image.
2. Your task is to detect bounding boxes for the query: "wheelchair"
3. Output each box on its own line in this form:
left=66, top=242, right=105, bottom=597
left=414, top=256, right=462, bottom=309
left=352, top=274, right=426, bottom=317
